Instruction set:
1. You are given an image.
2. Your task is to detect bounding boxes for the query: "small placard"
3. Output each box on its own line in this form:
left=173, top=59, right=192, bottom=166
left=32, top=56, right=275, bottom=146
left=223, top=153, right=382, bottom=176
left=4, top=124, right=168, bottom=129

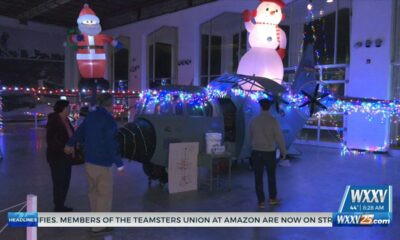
left=168, top=142, right=199, bottom=194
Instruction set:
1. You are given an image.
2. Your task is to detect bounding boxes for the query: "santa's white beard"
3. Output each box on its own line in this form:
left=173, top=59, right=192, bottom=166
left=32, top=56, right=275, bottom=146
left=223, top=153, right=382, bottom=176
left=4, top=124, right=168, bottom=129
left=79, top=24, right=102, bottom=36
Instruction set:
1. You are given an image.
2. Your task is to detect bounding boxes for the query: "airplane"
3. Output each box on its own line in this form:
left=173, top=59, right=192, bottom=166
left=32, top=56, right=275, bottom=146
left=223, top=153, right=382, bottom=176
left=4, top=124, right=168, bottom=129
left=118, top=44, right=331, bottom=184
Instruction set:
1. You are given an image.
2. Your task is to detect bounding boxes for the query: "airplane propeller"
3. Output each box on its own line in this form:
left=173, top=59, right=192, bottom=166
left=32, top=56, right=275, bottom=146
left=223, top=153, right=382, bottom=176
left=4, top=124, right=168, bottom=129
left=299, top=84, right=329, bottom=117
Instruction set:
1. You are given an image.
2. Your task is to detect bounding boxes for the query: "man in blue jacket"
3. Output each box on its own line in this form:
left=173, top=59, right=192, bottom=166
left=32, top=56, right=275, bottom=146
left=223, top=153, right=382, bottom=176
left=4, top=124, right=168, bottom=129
left=65, top=93, right=123, bottom=234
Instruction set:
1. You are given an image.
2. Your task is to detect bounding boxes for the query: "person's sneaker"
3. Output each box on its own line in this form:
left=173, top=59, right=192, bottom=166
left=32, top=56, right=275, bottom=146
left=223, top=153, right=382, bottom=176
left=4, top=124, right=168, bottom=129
left=258, top=202, right=265, bottom=209
left=269, top=198, right=280, bottom=205
left=279, top=160, right=291, bottom=167
left=91, top=227, right=114, bottom=236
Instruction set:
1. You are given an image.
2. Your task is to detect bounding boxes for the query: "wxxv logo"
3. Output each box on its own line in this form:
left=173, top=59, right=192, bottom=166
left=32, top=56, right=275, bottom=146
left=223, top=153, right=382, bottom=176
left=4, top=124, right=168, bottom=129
left=333, top=185, right=392, bottom=226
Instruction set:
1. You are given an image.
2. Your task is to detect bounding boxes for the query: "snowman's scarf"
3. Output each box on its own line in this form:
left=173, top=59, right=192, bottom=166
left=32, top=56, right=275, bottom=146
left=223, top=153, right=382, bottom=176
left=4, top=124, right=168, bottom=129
left=255, top=22, right=281, bottom=48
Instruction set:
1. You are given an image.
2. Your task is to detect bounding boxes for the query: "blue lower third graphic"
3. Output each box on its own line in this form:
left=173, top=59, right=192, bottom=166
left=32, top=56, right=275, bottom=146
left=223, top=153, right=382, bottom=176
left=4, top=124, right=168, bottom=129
left=8, top=212, right=38, bottom=227
left=333, top=185, right=392, bottom=226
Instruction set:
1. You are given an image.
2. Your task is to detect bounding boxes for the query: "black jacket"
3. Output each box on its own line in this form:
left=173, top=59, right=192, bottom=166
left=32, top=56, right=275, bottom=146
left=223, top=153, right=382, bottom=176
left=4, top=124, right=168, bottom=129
left=46, top=112, right=74, bottom=162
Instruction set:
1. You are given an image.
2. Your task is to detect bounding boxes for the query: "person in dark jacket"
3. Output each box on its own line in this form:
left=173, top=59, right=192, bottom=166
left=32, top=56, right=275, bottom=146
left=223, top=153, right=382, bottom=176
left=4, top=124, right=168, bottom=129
left=65, top=93, right=124, bottom=235
left=46, top=100, right=74, bottom=212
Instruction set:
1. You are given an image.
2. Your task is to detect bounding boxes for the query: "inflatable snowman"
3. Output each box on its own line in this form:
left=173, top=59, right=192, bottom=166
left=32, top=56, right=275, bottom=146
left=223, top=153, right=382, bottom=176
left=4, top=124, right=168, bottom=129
left=237, top=0, right=287, bottom=89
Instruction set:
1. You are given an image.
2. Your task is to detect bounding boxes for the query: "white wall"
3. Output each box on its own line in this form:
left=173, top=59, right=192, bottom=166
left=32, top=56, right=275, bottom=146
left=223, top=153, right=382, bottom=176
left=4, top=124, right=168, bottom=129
left=347, top=0, right=393, bottom=99
left=344, top=0, right=394, bottom=151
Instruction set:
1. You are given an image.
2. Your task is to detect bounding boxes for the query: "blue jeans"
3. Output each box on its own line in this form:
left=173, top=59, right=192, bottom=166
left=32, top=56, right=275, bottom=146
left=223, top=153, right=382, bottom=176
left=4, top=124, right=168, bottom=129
left=252, top=150, right=277, bottom=203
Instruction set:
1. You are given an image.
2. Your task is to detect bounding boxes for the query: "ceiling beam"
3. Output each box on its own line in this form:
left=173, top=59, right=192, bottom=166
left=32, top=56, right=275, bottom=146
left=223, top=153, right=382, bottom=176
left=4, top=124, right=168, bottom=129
left=102, top=0, right=164, bottom=19
left=102, top=0, right=217, bottom=29
left=17, top=0, right=72, bottom=23
left=102, top=0, right=165, bottom=29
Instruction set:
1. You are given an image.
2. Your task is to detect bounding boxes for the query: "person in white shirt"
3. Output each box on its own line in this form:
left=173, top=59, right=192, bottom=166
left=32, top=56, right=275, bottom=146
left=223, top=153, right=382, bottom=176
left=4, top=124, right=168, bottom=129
left=249, top=98, right=289, bottom=208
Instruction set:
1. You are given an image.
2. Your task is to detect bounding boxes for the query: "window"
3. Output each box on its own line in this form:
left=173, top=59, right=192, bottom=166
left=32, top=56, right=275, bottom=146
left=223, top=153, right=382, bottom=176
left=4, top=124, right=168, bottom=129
left=201, top=35, right=222, bottom=86
left=149, top=42, right=173, bottom=88
left=284, top=0, right=351, bottom=146
left=304, top=12, right=335, bottom=64
left=232, top=30, right=247, bottom=73
left=200, top=12, right=244, bottom=86
left=391, top=0, right=400, bottom=149
left=147, top=26, right=178, bottom=89
left=113, top=36, right=130, bottom=90
left=187, top=102, right=213, bottom=117
left=187, top=104, right=204, bottom=116
left=303, top=9, right=350, bottom=65
left=337, top=8, right=350, bottom=64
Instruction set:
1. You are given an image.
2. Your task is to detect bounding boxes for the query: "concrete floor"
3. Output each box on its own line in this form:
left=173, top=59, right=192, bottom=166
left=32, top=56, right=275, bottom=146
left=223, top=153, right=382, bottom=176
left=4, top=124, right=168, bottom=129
left=0, top=123, right=398, bottom=240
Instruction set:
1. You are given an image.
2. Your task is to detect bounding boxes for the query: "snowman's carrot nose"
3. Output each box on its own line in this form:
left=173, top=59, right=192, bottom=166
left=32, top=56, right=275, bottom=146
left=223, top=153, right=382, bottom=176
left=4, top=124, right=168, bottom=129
left=270, top=11, right=275, bottom=15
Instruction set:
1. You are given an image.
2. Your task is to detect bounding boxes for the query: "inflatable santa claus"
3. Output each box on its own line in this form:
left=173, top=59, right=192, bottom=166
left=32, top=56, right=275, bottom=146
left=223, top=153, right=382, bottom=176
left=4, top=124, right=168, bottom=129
left=237, top=0, right=287, bottom=88
left=69, top=4, right=122, bottom=79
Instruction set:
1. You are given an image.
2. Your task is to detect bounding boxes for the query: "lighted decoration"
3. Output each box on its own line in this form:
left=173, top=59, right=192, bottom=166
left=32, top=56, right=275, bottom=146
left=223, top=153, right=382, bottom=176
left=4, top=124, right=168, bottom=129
left=340, top=142, right=389, bottom=156
left=68, top=4, right=123, bottom=79
left=2, top=86, right=400, bottom=122
left=1, top=84, right=400, bottom=152
left=0, top=86, right=138, bottom=98
left=237, top=0, right=287, bottom=89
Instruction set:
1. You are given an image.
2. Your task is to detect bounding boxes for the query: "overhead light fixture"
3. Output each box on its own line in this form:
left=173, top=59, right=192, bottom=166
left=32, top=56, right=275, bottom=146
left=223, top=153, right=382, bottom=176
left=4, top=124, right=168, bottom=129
left=327, top=0, right=334, bottom=3
left=307, top=0, right=313, bottom=10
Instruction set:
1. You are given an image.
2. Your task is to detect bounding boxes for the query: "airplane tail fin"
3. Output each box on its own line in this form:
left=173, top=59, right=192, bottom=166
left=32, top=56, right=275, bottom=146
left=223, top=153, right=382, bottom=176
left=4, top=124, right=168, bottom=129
left=291, top=44, right=316, bottom=93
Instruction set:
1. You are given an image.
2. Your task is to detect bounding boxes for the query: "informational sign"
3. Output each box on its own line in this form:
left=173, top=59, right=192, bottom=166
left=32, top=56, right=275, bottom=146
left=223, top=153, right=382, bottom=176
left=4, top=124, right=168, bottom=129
left=168, top=142, right=199, bottom=194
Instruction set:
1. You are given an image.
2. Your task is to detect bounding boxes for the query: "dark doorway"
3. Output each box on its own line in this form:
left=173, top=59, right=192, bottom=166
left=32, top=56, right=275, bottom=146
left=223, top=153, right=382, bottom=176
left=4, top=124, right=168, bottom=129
left=217, top=98, right=237, bottom=142
left=149, top=42, right=172, bottom=88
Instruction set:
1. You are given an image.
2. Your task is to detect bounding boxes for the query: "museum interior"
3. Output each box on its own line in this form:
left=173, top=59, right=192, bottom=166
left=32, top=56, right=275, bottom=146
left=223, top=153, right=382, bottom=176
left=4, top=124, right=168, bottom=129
left=0, top=0, right=399, bottom=239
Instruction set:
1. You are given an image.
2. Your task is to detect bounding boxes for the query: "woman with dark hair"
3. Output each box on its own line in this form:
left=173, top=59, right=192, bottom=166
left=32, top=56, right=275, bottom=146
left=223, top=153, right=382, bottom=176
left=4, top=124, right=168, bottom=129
left=46, top=100, right=74, bottom=212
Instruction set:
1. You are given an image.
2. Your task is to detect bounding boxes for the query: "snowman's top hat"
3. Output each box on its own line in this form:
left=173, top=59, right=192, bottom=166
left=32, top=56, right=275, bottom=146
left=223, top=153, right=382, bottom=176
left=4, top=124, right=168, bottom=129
left=260, top=0, right=286, bottom=9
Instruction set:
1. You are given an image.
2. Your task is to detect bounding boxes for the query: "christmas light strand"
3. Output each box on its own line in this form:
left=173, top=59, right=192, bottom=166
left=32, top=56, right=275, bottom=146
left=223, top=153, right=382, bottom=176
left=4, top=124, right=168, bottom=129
left=2, top=86, right=400, bottom=120
left=0, top=86, right=138, bottom=97
left=1, top=84, right=399, bottom=153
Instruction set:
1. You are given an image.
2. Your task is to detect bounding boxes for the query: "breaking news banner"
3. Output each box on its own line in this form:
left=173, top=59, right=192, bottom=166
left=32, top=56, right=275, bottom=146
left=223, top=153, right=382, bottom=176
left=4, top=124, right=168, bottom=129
left=7, top=212, right=38, bottom=227
left=7, top=185, right=392, bottom=228
left=333, top=185, right=392, bottom=226
left=9, top=212, right=332, bottom=227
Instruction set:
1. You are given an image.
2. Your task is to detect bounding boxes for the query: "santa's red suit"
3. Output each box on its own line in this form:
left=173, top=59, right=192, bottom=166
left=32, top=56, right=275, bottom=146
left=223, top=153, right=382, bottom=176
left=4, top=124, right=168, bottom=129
left=73, top=34, right=115, bottom=79
left=70, top=4, right=119, bottom=79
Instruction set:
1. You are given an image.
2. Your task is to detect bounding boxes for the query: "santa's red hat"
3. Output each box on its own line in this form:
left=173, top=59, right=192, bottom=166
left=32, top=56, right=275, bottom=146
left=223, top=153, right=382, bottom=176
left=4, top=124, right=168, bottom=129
left=259, top=0, right=286, bottom=9
left=77, top=4, right=100, bottom=24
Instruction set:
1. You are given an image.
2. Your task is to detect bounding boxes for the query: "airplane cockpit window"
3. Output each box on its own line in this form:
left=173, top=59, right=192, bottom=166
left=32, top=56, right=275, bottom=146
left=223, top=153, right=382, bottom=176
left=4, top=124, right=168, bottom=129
left=204, top=102, right=213, bottom=117
left=172, top=102, right=184, bottom=115
left=187, top=104, right=203, bottom=116
left=154, top=102, right=172, bottom=115
left=187, top=102, right=213, bottom=117
left=143, top=101, right=156, bottom=114
left=141, top=97, right=212, bottom=116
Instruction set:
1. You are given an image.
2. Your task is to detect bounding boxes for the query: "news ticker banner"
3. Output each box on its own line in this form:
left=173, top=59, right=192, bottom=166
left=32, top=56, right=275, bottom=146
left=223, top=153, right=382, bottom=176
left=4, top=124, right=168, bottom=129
left=9, top=212, right=332, bottom=227
left=7, top=185, right=392, bottom=228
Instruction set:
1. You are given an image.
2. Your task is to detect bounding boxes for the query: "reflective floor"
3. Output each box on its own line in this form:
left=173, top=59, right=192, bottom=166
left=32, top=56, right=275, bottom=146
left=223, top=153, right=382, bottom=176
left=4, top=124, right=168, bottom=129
left=0, top=123, right=398, bottom=240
